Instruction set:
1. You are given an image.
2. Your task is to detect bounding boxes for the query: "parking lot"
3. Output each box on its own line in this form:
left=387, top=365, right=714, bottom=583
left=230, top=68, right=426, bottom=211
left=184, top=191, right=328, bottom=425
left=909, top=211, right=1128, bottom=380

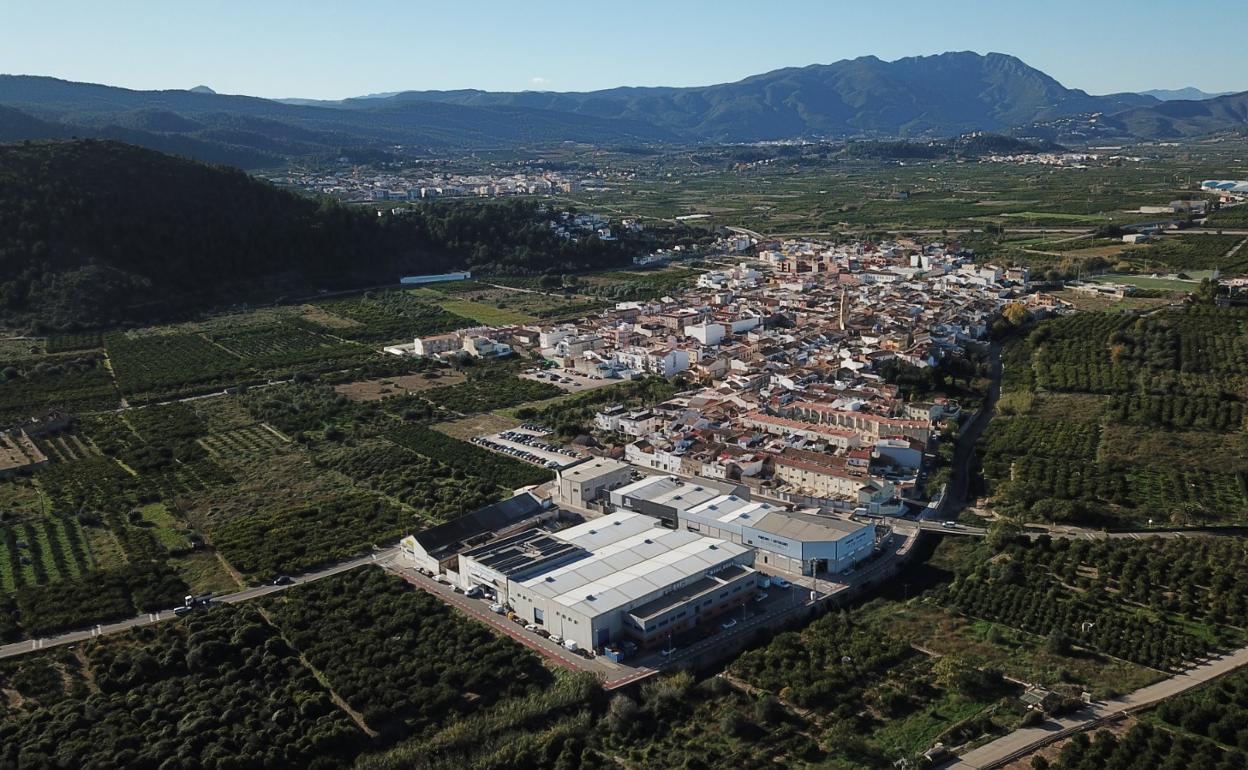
left=519, top=367, right=623, bottom=393
left=471, top=425, right=584, bottom=469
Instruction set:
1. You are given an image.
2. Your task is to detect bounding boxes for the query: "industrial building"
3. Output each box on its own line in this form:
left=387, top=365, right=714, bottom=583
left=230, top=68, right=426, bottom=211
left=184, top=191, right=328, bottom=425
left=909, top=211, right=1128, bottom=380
left=553, top=457, right=634, bottom=507
left=399, top=491, right=554, bottom=574
left=609, top=475, right=746, bottom=527
left=679, top=494, right=875, bottom=575
left=457, top=511, right=758, bottom=652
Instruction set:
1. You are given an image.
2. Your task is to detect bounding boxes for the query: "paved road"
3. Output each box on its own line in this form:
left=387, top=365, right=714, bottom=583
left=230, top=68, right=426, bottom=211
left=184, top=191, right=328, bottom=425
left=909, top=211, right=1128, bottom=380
left=942, top=644, right=1248, bottom=769
left=0, top=547, right=398, bottom=660
left=385, top=562, right=649, bottom=686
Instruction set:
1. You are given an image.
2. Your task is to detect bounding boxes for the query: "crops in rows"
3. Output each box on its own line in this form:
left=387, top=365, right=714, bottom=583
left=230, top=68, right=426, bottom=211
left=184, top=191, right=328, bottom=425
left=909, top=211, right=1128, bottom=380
left=264, top=568, right=552, bottom=734
left=44, top=333, right=102, bottom=353
left=309, top=291, right=474, bottom=342
left=420, top=374, right=562, bottom=413
left=386, top=424, right=553, bottom=491
left=314, top=440, right=499, bottom=520
left=209, top=323, right=373, bottom=370
left=0, top=353, right=119, bottom=422
left=982, top=306, right=1248, bottom=525
left=199, top=424, right=287, bottom=457
left=105, top=332, right=249, bottom=402
left=210, top=491, right=405, bottom=578
left=32, top=433, right=98, bottom=463
left=0, top=515, right=93, bottom=592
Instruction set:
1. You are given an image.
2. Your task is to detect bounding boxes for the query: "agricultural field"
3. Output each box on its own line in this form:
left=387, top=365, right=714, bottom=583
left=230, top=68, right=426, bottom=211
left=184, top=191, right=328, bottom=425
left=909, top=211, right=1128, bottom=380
left=731, top=607, right=1023, bottom=767
left=419, top=373, right=563, bottom=413
left=263, top=568, right=553, bottom=736
left=1037, top=724, right=1242, bottom=770
left=385, top=424, right=553, bottom=492
left=0, top=514, right=94, bottom=592
left=105, top=331, right=249, bottom=403
left=978, top=306, right=1248, bottom=526
left=209, top=490, right=405, bottom=578
left=935, top=534, right=1247, bottom=673
left=305, top=290, right=474, bottom=343
left=315, top=438, right=501, bottom=520
left=0, top=605, right=367, bottom=770
left=0, top=351, right=120, bottom=422
left=332, top=370, right=465, bottom=402
left=198, top=423, right=289, bottom=458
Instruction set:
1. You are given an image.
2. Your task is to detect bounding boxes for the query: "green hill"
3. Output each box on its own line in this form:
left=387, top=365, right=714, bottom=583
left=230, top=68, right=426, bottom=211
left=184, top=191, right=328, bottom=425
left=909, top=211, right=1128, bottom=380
left=0, top=140, right=643, bottom=331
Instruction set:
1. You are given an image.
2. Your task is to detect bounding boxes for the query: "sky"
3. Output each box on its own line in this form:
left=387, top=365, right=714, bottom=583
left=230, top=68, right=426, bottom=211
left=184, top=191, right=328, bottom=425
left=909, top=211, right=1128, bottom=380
left=2, top=0, right=1245, bottom=100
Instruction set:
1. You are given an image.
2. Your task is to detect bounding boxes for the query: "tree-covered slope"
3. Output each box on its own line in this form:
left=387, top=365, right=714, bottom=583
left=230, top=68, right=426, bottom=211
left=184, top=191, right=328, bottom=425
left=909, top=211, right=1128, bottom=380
left=0, top=140, right=645, bottom=331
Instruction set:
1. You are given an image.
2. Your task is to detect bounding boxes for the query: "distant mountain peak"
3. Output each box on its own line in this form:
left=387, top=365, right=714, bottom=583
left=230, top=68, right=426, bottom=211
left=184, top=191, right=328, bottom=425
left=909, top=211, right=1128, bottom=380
left=1138, top=87, right=1233, bottom=102
left=188, top=85, right=216, bottom=95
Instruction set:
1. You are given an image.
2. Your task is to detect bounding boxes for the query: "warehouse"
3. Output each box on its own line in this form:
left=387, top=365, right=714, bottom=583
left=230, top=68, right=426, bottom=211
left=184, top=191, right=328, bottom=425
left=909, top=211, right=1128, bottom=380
left=457, top=511, right=758, bottom=652
left=608, top=474, right=746, bottom=527
left=680, top=494, right=875, bottom=576
left=399, top=491, right=554, bottom=574
left=554, top=457, right=634, bottom=507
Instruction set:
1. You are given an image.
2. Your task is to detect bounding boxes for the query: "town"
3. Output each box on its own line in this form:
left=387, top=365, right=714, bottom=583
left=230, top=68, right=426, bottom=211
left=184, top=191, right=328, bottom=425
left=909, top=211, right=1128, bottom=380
left=383, top=233, right=1026, bottom=666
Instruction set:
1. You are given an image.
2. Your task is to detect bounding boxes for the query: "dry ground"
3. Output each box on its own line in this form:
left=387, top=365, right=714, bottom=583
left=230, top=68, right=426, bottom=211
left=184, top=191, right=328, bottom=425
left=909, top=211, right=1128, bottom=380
left=333, top=371, right=466, bottom=402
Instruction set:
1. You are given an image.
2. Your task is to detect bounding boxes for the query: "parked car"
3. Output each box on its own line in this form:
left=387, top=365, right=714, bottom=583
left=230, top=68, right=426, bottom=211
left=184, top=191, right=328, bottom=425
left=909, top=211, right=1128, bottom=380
left=721, top=618, right=738, bottom=630
left=549, top=634, right=563, bottom=645
left=773, top=577, right=791, bottom=589
left=753, top=592, right=768, bottom=602
left=465, top=586, right=484, bottom=599
left=489, top=603, right=505, bottom=614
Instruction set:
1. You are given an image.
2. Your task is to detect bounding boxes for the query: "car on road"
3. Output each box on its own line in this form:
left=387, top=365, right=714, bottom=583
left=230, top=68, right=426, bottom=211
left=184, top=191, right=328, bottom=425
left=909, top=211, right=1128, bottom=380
left=773, top=577, right=791, bottom=589
left=721, top=618, right=738, bottom=630
left=942, top=520, right=958, bottom=528
left=562, top=639, right=579, bottom=652
left=753, top=592, right=768, bottom=602
left=489, top=603, right=505, bottom=614
left=549, top=634, right=563, bottom=645
left=525, top=623, right=540, bottom=633
left=660, top=647, right=676, bottom=657
left=272, top=575, right=294, bottom=586
left=465, top=586, right=484, bottom=599
left=173, top=606, right=193, bottom=617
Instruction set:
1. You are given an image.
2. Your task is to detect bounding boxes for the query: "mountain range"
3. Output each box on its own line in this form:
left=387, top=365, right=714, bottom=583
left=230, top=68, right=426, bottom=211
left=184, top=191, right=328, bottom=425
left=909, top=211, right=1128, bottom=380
left=0, top=52, right=1244, bottom=167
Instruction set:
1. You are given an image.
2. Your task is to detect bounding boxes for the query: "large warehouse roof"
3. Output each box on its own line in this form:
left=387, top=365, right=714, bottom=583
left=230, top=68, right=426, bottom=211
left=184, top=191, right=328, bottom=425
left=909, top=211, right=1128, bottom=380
left=520, top=511, right=751, bottom=618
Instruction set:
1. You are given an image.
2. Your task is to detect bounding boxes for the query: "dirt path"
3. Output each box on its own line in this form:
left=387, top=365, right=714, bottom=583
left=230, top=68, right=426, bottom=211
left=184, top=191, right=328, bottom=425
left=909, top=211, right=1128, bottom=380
left=256, top=606, right=378, bottom=739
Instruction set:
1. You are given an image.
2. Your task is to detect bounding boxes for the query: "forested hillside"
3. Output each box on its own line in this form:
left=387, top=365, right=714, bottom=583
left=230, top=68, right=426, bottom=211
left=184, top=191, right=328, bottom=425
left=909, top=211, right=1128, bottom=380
left=0, top=140, right=649, bottom=330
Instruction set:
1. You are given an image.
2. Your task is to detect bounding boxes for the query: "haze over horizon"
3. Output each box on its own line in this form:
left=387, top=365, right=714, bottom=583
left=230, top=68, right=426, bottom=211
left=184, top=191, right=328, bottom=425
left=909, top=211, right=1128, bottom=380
left=3, top=0, right=1245, bottom=101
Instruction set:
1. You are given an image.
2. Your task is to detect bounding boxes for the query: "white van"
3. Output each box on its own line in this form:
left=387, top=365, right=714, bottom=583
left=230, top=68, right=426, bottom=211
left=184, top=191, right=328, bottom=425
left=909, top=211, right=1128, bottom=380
left=562, top=639, right=579, bottom=652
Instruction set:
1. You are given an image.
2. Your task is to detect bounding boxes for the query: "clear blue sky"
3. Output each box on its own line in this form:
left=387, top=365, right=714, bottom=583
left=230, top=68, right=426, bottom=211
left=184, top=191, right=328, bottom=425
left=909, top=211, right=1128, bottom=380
left=2, top=0, right=1244, bottom=99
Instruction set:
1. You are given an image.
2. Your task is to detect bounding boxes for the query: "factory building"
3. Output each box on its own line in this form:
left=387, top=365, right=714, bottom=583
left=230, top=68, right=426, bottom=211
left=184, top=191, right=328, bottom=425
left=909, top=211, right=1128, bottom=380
left=608, top=475, right=747, bottom=527
left=679, top=494, right=875, bottom=576
left=554, top=457, right=634, bottom=507
left=399, top=491, right=554, bottom=574
left=457, top=511, right=758, bottom=652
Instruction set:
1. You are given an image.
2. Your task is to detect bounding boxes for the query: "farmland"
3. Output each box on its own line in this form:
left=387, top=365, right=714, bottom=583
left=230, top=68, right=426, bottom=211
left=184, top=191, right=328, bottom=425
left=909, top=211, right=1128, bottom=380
left=978, top=305, right=1248, bottom=526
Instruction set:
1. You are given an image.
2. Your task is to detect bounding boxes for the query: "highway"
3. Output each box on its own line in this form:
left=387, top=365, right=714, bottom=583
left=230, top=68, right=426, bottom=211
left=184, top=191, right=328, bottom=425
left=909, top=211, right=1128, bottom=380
left=0, top=547, right=398, bottom=660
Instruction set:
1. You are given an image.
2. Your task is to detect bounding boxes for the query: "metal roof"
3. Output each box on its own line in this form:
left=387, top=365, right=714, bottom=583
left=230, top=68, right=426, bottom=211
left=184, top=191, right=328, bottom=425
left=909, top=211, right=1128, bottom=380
left=520, top=511, right=751, bottom=618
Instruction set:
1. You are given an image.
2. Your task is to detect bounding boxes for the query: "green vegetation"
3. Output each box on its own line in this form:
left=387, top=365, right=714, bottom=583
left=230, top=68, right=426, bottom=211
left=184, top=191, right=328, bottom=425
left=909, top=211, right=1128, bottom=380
left=1039, top=724, right=1242, bottom=770
left=935, top=534, right=1247, bottom=672
left=0, top=605, right=365, bottom=770
left=979, top=307, right=1248, bottom=526
left=420, top=374, right=563, bottom=413
left=0, top=142, right=667, bottom=331
left=516, top=376, right=681, bottom=437
left=264, top=568, right=553, bottom=736
left=387, top=424, right=553, bottom=490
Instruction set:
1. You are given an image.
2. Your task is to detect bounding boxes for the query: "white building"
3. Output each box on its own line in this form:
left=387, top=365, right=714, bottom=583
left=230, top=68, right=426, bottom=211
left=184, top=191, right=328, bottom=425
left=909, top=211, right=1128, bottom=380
left=458, top=512, right=758, bottom=652
left=554, top=458, right=634, bottom=506
left=680, top=495, right=875, bottom=576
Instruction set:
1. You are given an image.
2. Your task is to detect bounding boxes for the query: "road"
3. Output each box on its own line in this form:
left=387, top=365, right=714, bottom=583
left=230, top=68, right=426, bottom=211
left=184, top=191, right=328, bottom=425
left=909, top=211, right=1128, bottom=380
left=941, top=644, right=1248, bottom=769
left=0, top=547, right=398, bottom=660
